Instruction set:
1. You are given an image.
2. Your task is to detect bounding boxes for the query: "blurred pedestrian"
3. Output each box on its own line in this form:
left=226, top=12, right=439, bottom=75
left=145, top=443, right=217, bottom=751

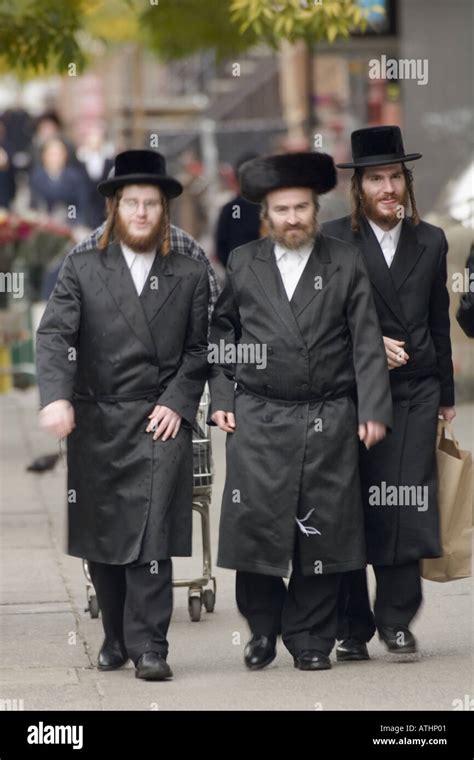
left=30, top=111, right=79, bottom=168
left=214, top=153, right=262, bottom=268
left=76, top=125, right=114, bottom=228
left=0, top=119, right=16, bottom=209
left=30, top=138, right=89, bottom=226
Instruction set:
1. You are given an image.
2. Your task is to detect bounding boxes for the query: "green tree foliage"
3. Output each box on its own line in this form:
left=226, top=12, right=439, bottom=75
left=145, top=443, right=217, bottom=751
left=140, top=0, right=259, bottom=61
left=230, top=0, right=384, bottom=44
left=0, top=0, right=384, bottom=75
left=0, top=0, right=85, bottom=74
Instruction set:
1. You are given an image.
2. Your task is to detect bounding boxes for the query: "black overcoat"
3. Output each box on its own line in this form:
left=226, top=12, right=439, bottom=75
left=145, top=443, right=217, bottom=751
left=322, top=215, right=455, bottom=564
left=36, top=241, right=209, bottom=565
left=209, top=234, right=393, bottom=577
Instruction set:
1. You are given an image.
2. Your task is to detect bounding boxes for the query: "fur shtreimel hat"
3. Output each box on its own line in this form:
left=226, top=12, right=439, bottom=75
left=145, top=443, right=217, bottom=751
left=239, top=152, right=337, bottom=204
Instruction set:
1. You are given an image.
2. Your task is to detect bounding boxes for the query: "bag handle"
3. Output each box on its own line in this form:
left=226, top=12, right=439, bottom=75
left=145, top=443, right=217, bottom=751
left=437, top=418, right=462, bottom=451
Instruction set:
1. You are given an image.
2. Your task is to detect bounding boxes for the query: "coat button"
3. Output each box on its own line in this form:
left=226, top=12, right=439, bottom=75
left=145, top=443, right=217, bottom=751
left=265, top=384, right=273, bottom=390
left=267, top=347, right=273, bottom=355
left=147, top=395, right=156, bottom=403
left=300, top=349, right=308, bottom=357
left=264, top=414, right=272, bottom=423
left=301, top=382, right=309, bottom=390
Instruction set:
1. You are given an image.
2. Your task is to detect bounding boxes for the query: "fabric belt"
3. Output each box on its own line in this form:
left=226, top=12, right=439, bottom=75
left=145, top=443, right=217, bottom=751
left=73, top=389, right=159, bottom=403
left=236, top=382, right=356, bottom=407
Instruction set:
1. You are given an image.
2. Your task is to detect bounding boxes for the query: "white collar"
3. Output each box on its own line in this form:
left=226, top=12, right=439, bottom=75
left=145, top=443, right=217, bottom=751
left=274, top=240, right=314, bottom=262
left=120, top=241, right=156, bottom=264
left=367, top=218, right=403, bottom=246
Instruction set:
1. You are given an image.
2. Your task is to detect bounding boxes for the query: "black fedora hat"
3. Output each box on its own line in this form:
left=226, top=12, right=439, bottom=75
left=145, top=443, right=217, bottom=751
left=239, top=151, right=337, bottom=204
left=336, top=126, right=422, bottom=169
left=97, top=149, right=183, bottom=198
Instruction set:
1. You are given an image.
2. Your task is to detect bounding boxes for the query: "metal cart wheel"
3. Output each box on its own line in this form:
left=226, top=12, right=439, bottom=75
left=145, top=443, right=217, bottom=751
left=188, top=594, right=202, bottom=622
left=203, top=588, right=215, bottom=613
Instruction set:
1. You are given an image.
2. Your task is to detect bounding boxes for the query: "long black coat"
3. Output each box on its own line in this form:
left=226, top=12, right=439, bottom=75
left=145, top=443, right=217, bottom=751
left=322, top=215, right=455, bottom=564
left=36, top=241, right=209, bottom=565
left=209, top=234, right=392, bottom=578
left=456, top=244, right=474, bottom=338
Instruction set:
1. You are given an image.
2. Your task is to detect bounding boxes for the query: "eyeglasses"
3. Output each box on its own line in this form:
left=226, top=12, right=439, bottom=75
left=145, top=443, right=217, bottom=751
left=119, top=198, right=162, bottom=213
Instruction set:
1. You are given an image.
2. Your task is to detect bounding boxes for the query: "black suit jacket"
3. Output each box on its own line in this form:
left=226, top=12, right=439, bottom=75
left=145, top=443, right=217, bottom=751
left=322, top=215, right=455, bottom=407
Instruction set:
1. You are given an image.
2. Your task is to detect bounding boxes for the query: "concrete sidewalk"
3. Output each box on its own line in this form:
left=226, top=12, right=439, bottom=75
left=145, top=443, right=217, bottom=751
left=0, top=388, right=472, bottom=710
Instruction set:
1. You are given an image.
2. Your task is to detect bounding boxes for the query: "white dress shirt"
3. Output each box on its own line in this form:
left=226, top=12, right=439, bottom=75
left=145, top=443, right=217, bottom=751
left=120, top=242, right=156, bottom=295
left=368, top=218, right=402, bottom=268
left=274, top=241, right=313, bottom=300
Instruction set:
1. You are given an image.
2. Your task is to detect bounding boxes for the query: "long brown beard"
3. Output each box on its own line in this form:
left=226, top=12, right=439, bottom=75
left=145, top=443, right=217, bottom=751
left=115, top=214, right=164, bottom=253
left=361, top=188, right=409, bottom=228
left=267, top=214, right=319, bottom=250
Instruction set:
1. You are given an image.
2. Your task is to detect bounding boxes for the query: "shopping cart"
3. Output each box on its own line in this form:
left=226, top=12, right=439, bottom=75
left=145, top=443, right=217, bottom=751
left=84, top=385, right=216, bottom=622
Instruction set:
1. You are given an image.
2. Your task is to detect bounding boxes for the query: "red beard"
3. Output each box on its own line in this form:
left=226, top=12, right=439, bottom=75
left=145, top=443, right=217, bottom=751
left=115, top=214, right=164, bottom=252
left=361, top=188, right=409, bottom=228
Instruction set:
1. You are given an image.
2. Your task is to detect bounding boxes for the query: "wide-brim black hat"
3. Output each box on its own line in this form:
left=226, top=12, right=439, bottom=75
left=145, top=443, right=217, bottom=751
left=337, top=126, right=422, bottom=169
left=97, top=149, right=183, bottom=198
left=239, top=152, right=337, bottom=204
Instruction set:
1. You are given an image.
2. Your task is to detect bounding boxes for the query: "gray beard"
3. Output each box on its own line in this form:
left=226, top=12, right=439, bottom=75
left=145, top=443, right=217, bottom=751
left=268, top=217, right=319, bottom=250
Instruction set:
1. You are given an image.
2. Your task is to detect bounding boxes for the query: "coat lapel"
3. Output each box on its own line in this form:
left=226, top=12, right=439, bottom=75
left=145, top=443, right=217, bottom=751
left=97, top=240, right=156, bottom=356
left=290, top=235, right=340, bottom=318
left=139, top=251, right=181, bottom=326
left=249, top=237, right=306, bottom=346
left=390, top=218, right=426, bottom=291
left=356, top=216, right=410, bottom=332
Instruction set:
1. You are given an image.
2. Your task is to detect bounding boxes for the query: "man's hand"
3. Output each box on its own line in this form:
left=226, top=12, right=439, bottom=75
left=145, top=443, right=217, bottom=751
left=146, top=404, right=182, bottom=441
left=439, top=406, right=456, bottom=423
left=383, top=336, right=409, bottom=370
left=358, top=421, right=386, bottom=449
left=211, top=410, right=236, bottom=433
left=39, top=400, right=75, bottom=439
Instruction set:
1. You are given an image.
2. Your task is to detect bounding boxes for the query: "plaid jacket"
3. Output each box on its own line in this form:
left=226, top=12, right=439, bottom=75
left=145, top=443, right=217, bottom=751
left=71, top=222, right=219, bottom=321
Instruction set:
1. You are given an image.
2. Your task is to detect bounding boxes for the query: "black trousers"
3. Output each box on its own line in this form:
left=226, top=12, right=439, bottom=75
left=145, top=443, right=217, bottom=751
left=337, top=561, right=423, bottom=642
left=88, top=559, right=173, bottom=664
left=236, top=567, right=342, bottom=657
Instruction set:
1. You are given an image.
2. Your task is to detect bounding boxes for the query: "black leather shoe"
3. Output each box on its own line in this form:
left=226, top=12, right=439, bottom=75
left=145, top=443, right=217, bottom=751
left=244, top=635, right=277, bottom=670
left=378, top=626, right=418, bottom=656
left=135, top=652, right=173, bottom=681
left=336, top=638, right=370, bottom=662
left=293, top=650, right=331, bottom=670
left=98, top=639, right=128, bottom=671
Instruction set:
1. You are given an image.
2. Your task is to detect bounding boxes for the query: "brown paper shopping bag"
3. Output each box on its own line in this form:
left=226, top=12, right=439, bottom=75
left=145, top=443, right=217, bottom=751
left=421, top=420, right=473, bottom=582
